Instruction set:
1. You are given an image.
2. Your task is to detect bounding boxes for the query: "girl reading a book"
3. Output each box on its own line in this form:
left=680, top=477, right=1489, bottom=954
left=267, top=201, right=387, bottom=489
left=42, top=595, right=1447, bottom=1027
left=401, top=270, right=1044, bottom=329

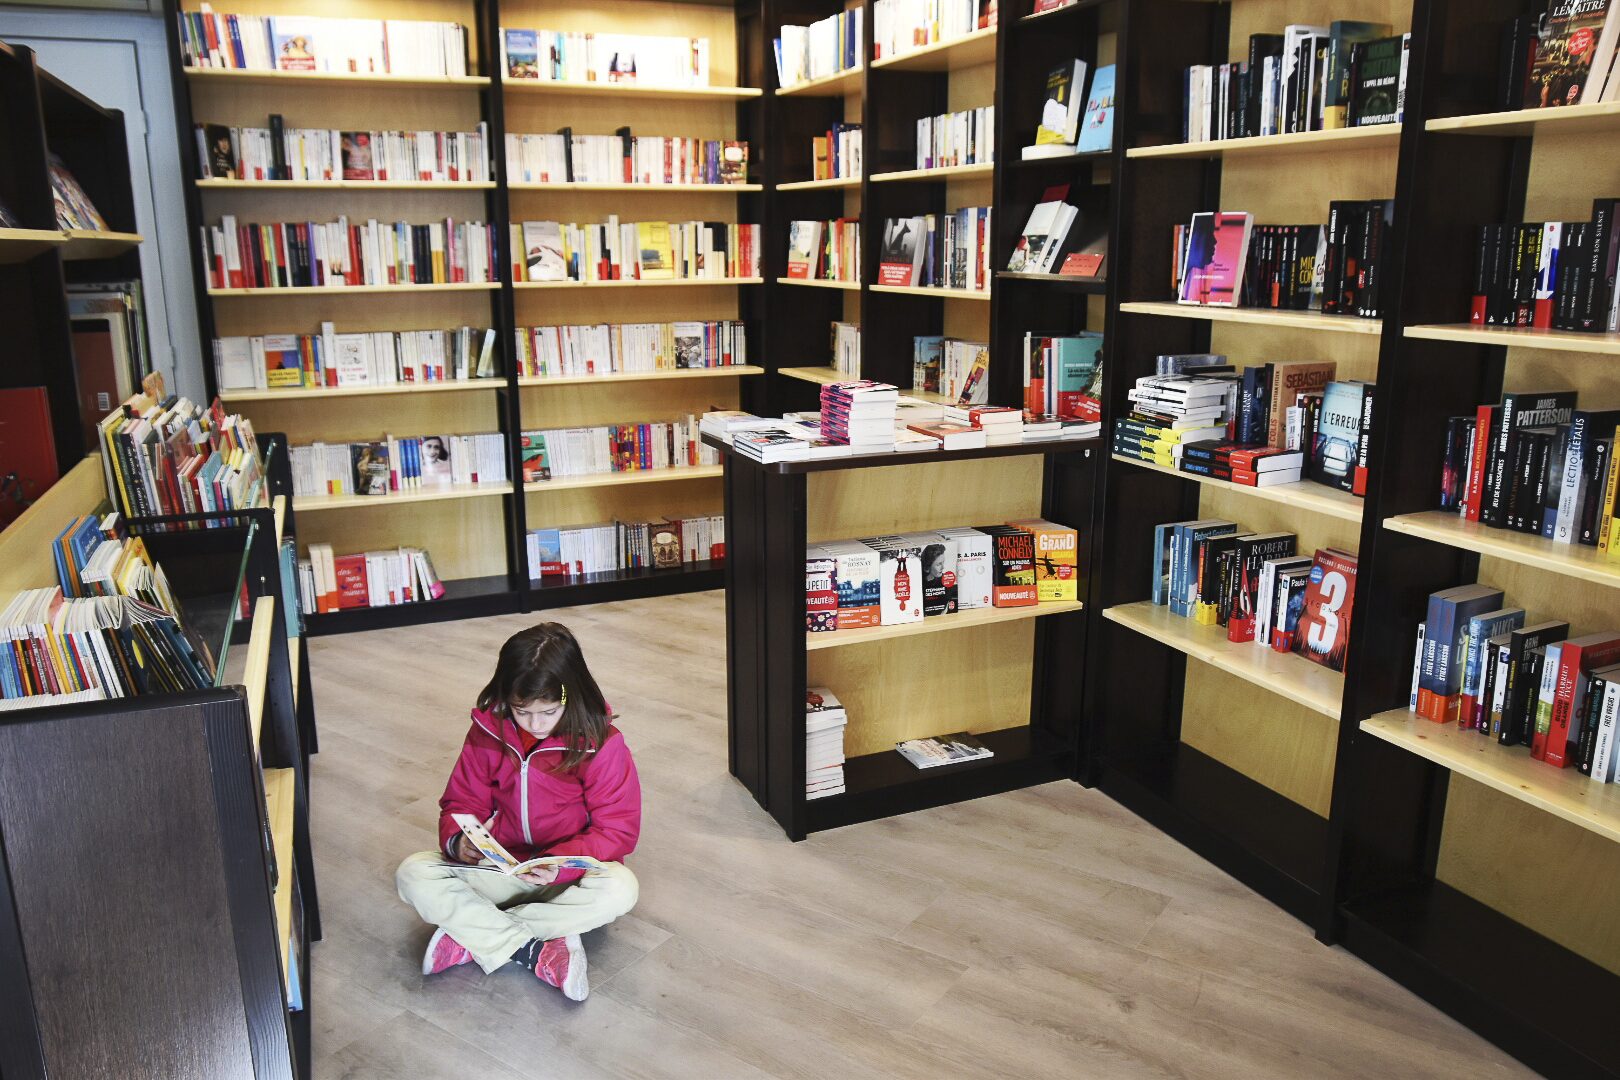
left=396, top=622, right=640, bottom=1000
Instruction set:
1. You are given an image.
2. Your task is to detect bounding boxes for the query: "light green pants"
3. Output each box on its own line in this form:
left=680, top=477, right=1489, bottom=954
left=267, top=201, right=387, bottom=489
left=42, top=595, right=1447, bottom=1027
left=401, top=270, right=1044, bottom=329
left=396, top=850, right=639, bottom=973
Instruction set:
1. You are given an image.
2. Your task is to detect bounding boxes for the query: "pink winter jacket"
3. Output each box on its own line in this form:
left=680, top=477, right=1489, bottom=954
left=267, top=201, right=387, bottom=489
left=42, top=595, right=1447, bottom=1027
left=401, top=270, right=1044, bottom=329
left=437, top=708, right=641, bottom=885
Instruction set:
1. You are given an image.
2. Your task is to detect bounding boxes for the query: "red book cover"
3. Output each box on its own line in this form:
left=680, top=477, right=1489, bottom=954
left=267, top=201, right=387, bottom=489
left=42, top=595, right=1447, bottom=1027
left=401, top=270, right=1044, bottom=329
left=1294, top=548, right=1358, bottom=672
left=1464, top=404, right=1496, bottom=521
left=333, top=554, right=370, bottom=610
left=1178, top=211, right=1252, bottom=306
left=1547, top=633, right=1620, bottom=767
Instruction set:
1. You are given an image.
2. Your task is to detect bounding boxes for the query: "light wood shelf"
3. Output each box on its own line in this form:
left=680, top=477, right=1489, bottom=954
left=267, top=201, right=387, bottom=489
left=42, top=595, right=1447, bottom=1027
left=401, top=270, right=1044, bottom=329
left=524, top=464, right=723, bottom=492
left=221, top=380, right=502, bottom=403
left=60, top=229, right=142, bottom=260
left=1112, top=453, right=1365, bottom=523
left=513, top=277, right=762, bottom=290
left=1404, top=323, right=1620, bottom=356
left=272, top=495, right=286, bottom=546
left=197, top=178, right=495, bottom=190
left=1127, top=124, right=1400, bottom=160
left=776, top=68, right=863, bottom=97
left=289, top=638, right=301, bottom=709
left=1103, top=601, right=1344, bottom=719
left=871, top=27, right=997, bottom=72
left=775, top=276, right=860, bottom=290
left=869, top=162, right=994, bottom=182
left=777, top=176, right=861, bottom=191
left=293, top=482, right=511, bottom=512
left=261, top=766, right=297, bottom=983
left=243, top=597, right=276, bottom=744
left=1361, top=709, right=1620, bottom=845
left=806, top=599, right=1083, bottom=651
left=0, top=227, right=66, bottom=262
left=1120, top=300, right=1384, bottom=335
left=778, top=365, right=847, bottom=386
left=1426, top=100, right=1620, bottom=137
left=184, top=67, right=490, bottom=89
left=517, top=365, right=763, bottom=387
left=502, top=80, right=761, bottom=100
left=509, top=181, right=762, bottom=192
left=1384, top=511, right=1620, bottom=590
left=870, top=283, right=990, bottom=301
left=209, top=282, right=498, bottom=296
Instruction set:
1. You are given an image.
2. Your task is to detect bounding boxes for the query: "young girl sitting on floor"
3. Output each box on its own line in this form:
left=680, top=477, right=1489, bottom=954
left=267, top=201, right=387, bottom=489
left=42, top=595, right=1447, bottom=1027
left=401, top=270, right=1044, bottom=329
left=396, top=622, right=640, bottom=1001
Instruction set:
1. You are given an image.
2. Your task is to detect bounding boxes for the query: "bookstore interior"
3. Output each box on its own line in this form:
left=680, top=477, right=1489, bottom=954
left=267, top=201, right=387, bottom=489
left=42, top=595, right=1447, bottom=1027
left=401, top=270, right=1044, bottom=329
left=2, top=0, right=1619, bottom=1076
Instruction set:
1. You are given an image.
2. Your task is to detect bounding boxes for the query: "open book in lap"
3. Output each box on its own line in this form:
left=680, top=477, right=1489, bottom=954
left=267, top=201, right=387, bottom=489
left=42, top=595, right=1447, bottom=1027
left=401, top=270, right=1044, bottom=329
left=451, top=813, right=605, bottom=876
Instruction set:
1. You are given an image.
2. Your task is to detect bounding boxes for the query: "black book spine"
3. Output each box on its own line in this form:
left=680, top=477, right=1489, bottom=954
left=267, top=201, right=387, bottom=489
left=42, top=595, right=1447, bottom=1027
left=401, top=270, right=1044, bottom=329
left=268, top=113, right=287, bottom=181
left=1515, top=648, right=1547, bottom=746
left=1577, top=673, right=1609, bottom=775
left=1518, top=430, right=1551, bottom=533
left=1516, top=223, right=1542, bottom=326
left=1485, top=224, right=1509, bottom=324
left=558, top=126, right=575, bottom=182
left=1322, top=203, right=1344, bottom=314
left=1579, top=437, right=1613, bottom=545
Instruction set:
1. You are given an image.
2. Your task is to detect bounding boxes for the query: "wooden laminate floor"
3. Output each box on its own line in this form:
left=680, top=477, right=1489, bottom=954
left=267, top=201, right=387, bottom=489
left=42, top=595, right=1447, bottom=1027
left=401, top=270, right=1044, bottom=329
left=306, top=591, right=1534, bottom=1080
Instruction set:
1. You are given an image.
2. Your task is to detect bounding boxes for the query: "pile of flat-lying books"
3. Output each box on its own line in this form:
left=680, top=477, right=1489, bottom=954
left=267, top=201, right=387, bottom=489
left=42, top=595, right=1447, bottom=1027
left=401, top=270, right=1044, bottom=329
left=896, top=731, right=994, bottom=769
left=806, top=687, right=848, bottom=799
left=299, top=544, right=445, bottom=614
left=822, top=380, right=900, bottom=452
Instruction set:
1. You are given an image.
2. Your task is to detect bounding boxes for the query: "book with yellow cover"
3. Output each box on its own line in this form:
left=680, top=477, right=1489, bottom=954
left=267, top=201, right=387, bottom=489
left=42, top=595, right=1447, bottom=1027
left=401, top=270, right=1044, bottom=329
left=637, top=221, right=674, bottom=279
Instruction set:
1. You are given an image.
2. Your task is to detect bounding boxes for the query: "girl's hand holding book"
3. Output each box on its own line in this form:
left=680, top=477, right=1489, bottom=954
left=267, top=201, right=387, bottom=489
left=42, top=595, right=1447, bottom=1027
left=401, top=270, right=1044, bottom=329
left=451, top=834, right=481, bottom=864
left=516, top=865, right=560, bottom=886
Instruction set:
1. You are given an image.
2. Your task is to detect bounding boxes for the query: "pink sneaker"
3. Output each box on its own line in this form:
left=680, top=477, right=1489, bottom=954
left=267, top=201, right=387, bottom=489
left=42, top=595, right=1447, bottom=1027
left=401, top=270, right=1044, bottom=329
left=533, top=934, right=588, bottom=1000
left=421, top=927, right=474, bottom=975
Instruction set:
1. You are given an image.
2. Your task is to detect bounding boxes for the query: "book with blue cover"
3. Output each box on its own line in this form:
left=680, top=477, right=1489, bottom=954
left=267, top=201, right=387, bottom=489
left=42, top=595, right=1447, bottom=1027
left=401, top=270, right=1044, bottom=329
left=1077, top=65, right=1116, bottom=153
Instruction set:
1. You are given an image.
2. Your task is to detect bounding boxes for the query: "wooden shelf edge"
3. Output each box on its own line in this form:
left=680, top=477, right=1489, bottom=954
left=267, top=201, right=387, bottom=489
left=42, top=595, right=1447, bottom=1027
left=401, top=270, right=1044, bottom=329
left=806, top=600, right=1083, bottom=651
left=518, top=366, right=762, bottom=387
left=1361, top=710, right=1620, bottom=845
left=262, top=766, right=297, bottom=985
left=509, top=182, right=762, bottom=192
left=869, top=163, right=994, bottom=183
left=185, top=67, right=490, bottom=87
left=209, top=283, right=498, bottom=296
left=1111, top=453, right=1365, bottom=523
left=777, top=176, right=862, bottom=190
left=1119, top=300, right=1384, bottom=335
left=503, top=80, right=762, bottom=98
left=221, top=380, right=502, bottom=402
left=1127, top=123, right=1400, bottom=159
left=293, top=483, right=511, bottom=512
left=1426, top=100, right=1620, bottom=136
left=1383, top=511, right=1620, bottom=589
left=776, top=68, right=863, bottom=96
left=197, top=179, right=496, bottom=190
left=775, top=276, right=861, bottom=290
left=524, top=465, right=724, bottom=492
left=242, top=597, right=276, bottom=744
left=869, top=284, right=991, bottom=301
left=870, top=27, right=997, bottom=72
left=512, top=278, right=763, bottom=289
left=1404, top=323, right=1620, bottom=356
left=1103, top=601, right=1344, bottom=719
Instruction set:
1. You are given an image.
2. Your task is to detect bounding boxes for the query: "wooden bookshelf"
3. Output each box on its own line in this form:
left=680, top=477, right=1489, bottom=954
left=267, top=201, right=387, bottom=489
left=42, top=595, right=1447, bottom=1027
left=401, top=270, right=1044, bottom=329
left=776, top=67, right=862, bottom=97
left=1361, top=710, right=1620, bottom=845
left=220, top=380, right=503, bottom=403
left=262, top=766, right=298, bottom=981
left=508, top=181, right=763, bottom=192
left=293, top=482, right=511, bottom=512
left=511, top=277, right=763, bottom=290
left=502, top=80, right=762, bottom=100
left=243, top=597, right=276, bottom=742
left=516, top=365, right=763, bottom=387
left=1426, top=100, right=1620, bottom=137
left=869, top=283, right=991, bottom=301
left=196, top=178, right=497, bottom=190
left=1126, top=124, right=1401, bottom=160
left=183, top=66, right=490, bottom=88
left=1102, top=602, right=1345, bottom=720
left=1112, top=454, right=1366, bottom=523
left=1119, top=300, right=1385, bottom=334
left=1404, top=323, right=1620, bottom=356
left=807, top=600, right=1083, bottom=651
left=1383, top=511, right=1620, bottom=589
left=776, top=176, right=861, bottom=191
left=775, top=276, right=860, bottom=290
left=207, top=282, right=499, bottom=296
left=0, top=227, right=66, bottom=262
left=778, top=364, right=846, bottom=386
left=869, top=162, right=994, bottom=182
left=523, top=465, right=723, bottom=492
left=870, top=27, right=997, bottom=72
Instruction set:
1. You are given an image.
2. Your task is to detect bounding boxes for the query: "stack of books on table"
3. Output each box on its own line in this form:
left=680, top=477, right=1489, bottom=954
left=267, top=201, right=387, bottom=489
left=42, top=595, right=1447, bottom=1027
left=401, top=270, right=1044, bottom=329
left=805, top=687, right=848, bottom=800
left=1023, top=413, right=1101, bottom=441
left=944, top=404, right=1023, bottom=445
left=821, top=381, right=899, bottom=452
left=1113, top=372, right=1236, bottom=467
left=732, top=425, right=813, bottom=464
left=698, top=410, right=777, bottom=444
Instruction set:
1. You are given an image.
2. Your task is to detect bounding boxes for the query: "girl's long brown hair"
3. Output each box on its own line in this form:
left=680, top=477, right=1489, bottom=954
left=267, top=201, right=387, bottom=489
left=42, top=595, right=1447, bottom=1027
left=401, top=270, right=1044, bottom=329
left=476, top=623, right=611, bottom=771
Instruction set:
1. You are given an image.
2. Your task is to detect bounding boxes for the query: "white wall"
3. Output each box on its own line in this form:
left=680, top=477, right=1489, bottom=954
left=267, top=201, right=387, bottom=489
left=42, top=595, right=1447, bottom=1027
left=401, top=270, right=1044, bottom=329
left=0, top=7, right=206, bottom=400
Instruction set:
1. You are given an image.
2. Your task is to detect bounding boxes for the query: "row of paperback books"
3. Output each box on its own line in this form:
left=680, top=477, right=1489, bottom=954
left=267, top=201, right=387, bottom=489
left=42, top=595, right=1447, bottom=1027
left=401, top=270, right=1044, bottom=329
left=177, top=12, right=470, bottom=77
left=196, top=121, right=490, bottom=184
left=916, top=106, right=994, bottom=171
left=807, top=519, right=1077, bottom=631
left=4, top=517, right=215, bottom=706
left=805, top=689, right=847, bottom=799
left=1021, top=332, right=1104, bottom=422
left=831, top=322, right=861, bottom=378
left=1438, top=390, right=1620, bottom=549
left=96, top=397, right=266, bottom=520
left=1182, top=22, right=1408, bottom=143
left=775, top=8, right=863, bottom=89
left=809, top=122, right=862, bottom=181
left=213, top=326, right=498, bottom=392
left=513, top=320, right=748, bottom=379
left=501, top=29, right=712, bottom=88
left=289, top=434, right=508, bottom=498
left=914, top=336, right=990, bottom=405
left=505, top=132, right=748, bottom=187
left=1501, top=3, right=1620, bottom=111
left=786, top=219, right=861, bottom=283
left=1410, top=583, right=1620, bottom=783
left=1172, top=203, right=1392, bottom=317
left=202, top=216, right=498, bottom=290
left=877, top=208, right=992, bottom=291
left=299, top=544, right=445, bottom=614
left=1469, top=203, right=1620, bottom=333
left=526, top=515, right=724, bottom=579
left=1151, top=518, right=1357, bottom=672
left=871, top=0, right=995, bottom=60
left=515, top=219, right=761, bottom=283
left=519, top=416, right=718, bottom=482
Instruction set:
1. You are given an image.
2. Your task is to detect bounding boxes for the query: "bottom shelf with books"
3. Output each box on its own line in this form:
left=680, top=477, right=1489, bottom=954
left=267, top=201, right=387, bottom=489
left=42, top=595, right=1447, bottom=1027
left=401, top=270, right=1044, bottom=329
left=1096, top=743, right=1329, bottom=921
left=303, top=574, right=519, bottom=635
left=1337, top=881, right=1620, bottom=1080
left=804, top=726, right=1073, bottom=833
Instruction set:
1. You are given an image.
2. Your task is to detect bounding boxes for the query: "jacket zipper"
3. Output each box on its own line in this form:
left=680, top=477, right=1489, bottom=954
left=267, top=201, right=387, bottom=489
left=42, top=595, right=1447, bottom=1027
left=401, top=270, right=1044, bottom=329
left=519, top=756, right=534, bottom=845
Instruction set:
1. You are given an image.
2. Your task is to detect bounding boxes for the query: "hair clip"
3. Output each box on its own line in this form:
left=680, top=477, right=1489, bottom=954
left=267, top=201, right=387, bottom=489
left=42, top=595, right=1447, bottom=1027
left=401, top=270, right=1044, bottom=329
left=559, top=685, right=567, bottom=708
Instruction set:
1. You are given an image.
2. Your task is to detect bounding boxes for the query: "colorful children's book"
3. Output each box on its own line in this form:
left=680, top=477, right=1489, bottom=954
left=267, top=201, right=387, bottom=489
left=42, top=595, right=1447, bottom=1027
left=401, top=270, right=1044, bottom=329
left=1076, top=64, right=1116, bottom=153
left=452, top=815, right=605, bottom=876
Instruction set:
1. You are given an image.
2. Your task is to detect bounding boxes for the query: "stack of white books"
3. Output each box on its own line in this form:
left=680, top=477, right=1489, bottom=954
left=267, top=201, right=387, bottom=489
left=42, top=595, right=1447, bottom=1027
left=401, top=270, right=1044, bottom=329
left=821, top=380, right=900, bottom=452
left=732, top=426, right=812, bottom=463
left=806, top=687, right=848, bottom=799
left=945, top=404, right=1024, bottom=445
